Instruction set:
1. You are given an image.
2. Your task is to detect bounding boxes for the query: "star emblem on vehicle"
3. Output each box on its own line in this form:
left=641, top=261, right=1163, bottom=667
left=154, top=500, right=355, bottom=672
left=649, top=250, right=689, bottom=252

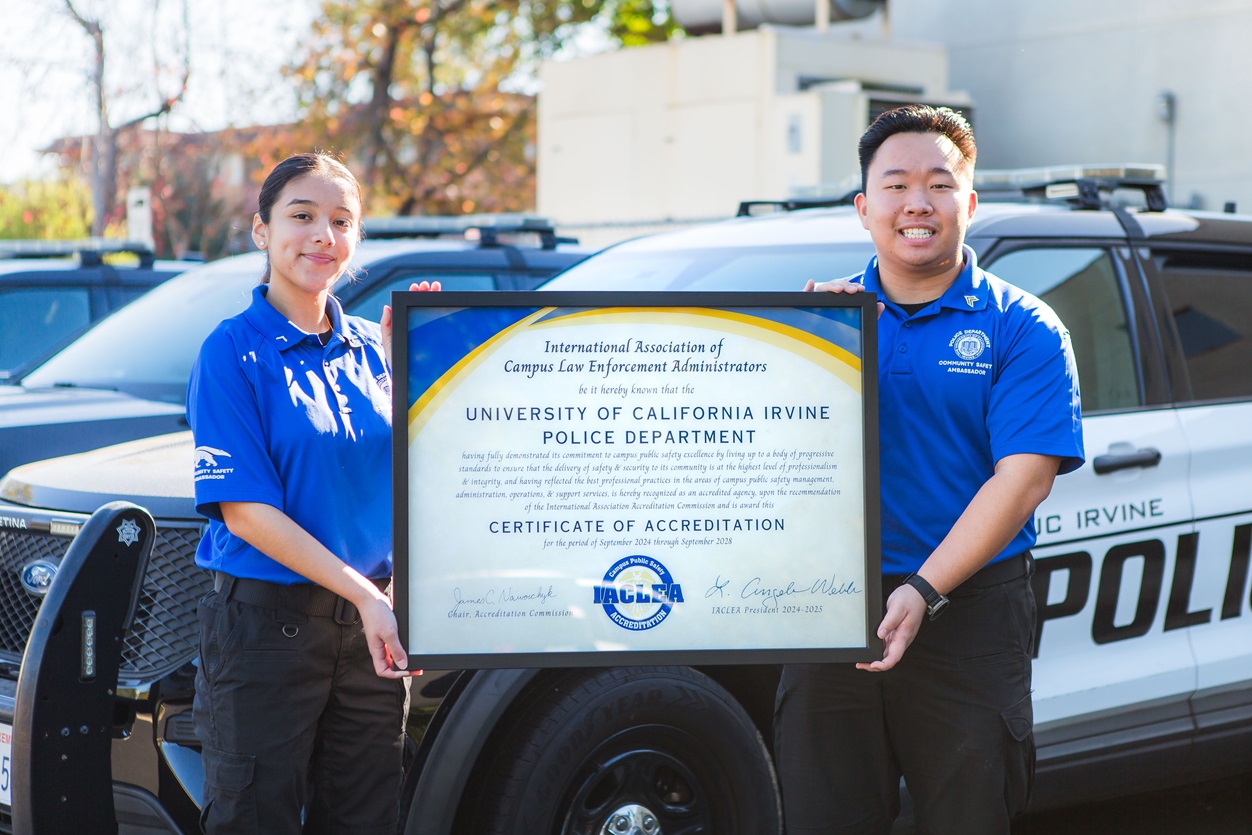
left=117, top=518, right=142, bottom=547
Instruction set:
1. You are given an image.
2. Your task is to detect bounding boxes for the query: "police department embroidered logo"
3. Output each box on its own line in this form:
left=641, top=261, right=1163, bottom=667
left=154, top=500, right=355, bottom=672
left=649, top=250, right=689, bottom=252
left=593, top=555, right=684, bottom=631
left=117, top=518, right=141, bottom=547
left=950, top=329, right=990, bottom=360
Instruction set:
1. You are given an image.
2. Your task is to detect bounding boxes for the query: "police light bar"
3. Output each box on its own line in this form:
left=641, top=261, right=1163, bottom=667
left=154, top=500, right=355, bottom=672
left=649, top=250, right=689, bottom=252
left=737, top=194, right=858, bottom=217
left=974, top=164, right=1166, bottom=189
left=364, top=214, right=558, bottom=239
left=0, top=239, right=155, bottom=261
left=974, top=164, right=1168, bottom=211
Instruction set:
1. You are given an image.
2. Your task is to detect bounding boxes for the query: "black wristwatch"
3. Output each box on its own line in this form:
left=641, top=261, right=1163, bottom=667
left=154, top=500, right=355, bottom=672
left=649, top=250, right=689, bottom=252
left=904, top=573, right=949, bottom=621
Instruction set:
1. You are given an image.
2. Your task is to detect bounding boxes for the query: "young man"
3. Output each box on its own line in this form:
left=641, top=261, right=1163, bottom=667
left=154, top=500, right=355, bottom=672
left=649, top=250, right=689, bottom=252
left=774, top=105, right=1085, bottom=833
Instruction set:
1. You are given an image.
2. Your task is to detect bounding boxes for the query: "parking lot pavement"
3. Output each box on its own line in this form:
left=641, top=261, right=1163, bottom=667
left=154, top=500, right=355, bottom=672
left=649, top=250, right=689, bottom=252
left=886, top=773, right=1252, bottom=834
left=1011, top=773, right=1252, bottom=834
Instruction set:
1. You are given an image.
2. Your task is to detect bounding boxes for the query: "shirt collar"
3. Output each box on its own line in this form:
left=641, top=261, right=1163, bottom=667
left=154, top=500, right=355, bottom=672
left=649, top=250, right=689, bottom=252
left=243, top=285, right=362, bottom=351
left=324, top=294, right=364, bottom=348
left=859, top=245, right=987, bottom=313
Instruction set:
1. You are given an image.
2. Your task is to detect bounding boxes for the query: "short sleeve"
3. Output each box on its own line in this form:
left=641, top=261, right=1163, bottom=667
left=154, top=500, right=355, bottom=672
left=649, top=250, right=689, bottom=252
left=187, top=327, right=285, bottom=520
left=987, top=301, right=1085, bottom=475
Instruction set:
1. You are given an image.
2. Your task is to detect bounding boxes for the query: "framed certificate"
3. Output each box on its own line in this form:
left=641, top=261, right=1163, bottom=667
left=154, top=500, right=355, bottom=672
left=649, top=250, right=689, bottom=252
left=392, top=292, right=881, bottom=669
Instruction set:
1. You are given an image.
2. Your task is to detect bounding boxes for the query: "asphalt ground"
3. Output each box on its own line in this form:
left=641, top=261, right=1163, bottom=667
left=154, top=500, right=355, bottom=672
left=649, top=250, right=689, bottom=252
left=888, top=772, right=1252, bottom=834
left=1011, top=773, right=1252, bottom=834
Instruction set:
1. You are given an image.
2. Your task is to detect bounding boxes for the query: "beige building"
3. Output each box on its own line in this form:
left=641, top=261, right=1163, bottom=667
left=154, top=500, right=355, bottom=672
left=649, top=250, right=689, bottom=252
left=538, top=21, right=969, bottom=247
left=539, top=1, right=1252, bottom=246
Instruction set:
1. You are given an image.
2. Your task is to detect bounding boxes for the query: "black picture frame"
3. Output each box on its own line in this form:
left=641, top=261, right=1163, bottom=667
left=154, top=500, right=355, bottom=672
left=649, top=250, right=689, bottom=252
left=392, top=291, right=881, bottom=669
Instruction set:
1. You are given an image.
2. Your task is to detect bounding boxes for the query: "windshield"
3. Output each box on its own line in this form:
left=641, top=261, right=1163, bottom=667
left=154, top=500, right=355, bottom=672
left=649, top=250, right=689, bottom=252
left=20, top=255, right=266, bottom=404
left=540, top=243, right=874, bottom=292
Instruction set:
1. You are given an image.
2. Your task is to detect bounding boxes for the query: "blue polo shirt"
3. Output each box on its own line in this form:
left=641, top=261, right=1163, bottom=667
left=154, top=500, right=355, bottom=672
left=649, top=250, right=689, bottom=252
left=188, top=285, right=393, bottom=584
left=855, top=246, right=1084, bottom=575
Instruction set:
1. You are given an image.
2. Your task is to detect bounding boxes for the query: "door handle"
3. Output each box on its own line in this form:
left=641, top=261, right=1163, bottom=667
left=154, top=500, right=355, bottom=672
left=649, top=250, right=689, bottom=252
left=1092, top=447, right=1162, bottom=475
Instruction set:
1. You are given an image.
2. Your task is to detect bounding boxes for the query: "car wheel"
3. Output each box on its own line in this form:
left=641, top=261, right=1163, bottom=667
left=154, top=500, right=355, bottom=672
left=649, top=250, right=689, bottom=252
left=470, top=665, right=780, bottom=835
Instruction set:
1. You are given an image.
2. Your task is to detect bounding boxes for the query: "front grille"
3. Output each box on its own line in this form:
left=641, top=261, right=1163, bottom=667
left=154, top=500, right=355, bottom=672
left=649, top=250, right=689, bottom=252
left=0, top=523, right=210, bottom=686
left=122, top=525, right=212, bottom=682
left=0, top=530, right=61, bottom=655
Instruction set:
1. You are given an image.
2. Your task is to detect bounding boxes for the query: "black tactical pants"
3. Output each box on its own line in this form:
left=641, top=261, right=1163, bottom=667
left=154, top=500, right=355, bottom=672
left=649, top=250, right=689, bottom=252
left=194, top=576, right=406, bottom=834
left=775, top=554, right=1036, bottom=835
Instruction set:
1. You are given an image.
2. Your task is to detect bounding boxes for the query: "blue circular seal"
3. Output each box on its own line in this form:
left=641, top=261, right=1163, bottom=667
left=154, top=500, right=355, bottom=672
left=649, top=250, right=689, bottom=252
left=594, top=555, right=682, bottom=631
left=951, top=329, right=990, bottom=361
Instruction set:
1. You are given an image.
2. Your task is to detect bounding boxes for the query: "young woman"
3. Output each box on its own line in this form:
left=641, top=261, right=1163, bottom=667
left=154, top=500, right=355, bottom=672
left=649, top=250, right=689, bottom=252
left=187, top=153, right=419, bottom=833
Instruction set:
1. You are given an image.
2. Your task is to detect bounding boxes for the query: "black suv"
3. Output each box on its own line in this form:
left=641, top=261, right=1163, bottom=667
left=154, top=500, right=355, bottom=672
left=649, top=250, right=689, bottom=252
left=0, top=240, right=190, bottom=383
left=0, top=216, right=591, bottom=479
left=3, top=170, right=1252, bottom=833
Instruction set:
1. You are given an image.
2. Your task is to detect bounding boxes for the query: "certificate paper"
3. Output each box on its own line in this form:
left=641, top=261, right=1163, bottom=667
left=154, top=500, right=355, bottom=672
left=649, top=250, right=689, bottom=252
left=392, top=292, right=881, bottom=669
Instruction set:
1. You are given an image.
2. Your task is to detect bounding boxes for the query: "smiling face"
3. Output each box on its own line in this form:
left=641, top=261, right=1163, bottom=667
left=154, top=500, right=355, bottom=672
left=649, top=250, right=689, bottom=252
left=854, top=131, right=977, bottom=300
left=251, top=169, right=361, bottom=314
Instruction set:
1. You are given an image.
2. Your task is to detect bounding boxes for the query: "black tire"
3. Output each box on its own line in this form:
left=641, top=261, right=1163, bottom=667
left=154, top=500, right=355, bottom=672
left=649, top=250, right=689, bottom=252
left=470, top=666, right=781, bottom=835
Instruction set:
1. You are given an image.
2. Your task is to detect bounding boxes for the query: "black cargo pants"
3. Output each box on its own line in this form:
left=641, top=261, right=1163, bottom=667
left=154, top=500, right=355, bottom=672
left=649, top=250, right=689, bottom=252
left=774, top=554, right=1036, bottom=835
left=194, top=575, right=406, bottom=834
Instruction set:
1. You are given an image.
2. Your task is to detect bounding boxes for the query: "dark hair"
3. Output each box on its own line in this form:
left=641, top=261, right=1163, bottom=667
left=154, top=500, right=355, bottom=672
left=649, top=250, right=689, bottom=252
left=256, top=153, right=363, bottom=282
left=858, top=105, right=976, bottom=191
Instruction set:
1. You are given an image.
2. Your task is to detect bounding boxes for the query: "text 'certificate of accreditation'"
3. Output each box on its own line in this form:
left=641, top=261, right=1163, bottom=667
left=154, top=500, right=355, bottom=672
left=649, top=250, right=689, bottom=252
left=391, top=292, right=881, bottom=670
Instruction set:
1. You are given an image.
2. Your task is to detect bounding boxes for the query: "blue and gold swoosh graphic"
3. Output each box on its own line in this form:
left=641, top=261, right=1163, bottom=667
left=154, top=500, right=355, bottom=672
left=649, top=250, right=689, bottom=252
left=406, top=305, right=863, bottom=433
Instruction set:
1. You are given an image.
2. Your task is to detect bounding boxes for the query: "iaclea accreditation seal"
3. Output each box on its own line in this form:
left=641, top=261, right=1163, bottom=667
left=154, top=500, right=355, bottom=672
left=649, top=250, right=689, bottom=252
left=593, top=555, right=685, bottom=631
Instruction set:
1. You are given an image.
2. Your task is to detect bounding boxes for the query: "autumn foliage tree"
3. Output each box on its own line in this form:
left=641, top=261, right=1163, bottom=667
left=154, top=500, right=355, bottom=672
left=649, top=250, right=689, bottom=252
left=609, top=0, right=681, bottom=46
left=147, top=134, right=260, bottom=260
left=285, top=0, right=677, bottom=216
left=0, top=179, right=93, bottom=240
left=24, top=0, right=679, bottom=257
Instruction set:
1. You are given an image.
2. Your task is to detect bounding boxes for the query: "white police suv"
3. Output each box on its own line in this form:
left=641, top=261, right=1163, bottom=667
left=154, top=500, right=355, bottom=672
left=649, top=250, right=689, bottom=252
left=544, top=165, right=1252, bottom=814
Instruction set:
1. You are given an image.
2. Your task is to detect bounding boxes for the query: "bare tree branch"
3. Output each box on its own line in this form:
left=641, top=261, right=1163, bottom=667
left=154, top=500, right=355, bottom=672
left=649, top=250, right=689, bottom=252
left=60, top=0, right=192, bottom=235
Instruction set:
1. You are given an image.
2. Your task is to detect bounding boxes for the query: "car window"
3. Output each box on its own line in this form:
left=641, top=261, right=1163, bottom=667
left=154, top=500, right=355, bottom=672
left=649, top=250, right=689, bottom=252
left=20, top=263, right=260, bottom=403
left=348, top=273, right=497, bottom=321
left=1153, top=252, right=1252, bottom=402
left=0, top=286, right=92, bottom=377
left=986, top=247, right=1136, bottom=413
left=118, top=286, right=155, bottom=304
left=541, top=245, right=874, bottom=292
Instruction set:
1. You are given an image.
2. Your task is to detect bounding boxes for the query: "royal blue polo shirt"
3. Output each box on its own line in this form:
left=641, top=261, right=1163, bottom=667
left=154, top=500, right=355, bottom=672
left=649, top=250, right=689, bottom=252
left=855, top=246, right=1084, bottom=575
left=188, top=285, right=393, bottom=584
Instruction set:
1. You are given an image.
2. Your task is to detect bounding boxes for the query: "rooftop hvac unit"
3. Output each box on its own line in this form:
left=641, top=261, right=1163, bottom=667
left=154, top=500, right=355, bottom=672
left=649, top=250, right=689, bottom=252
left=673, top=0, right=883, bottom=32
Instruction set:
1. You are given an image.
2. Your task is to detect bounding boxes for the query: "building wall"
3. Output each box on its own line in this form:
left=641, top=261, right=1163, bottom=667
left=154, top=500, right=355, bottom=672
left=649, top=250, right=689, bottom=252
left=540, top=1, right=1247, bottom=245
left=538, top=27, right=963, bottom=247
left=885, top=0, right=1252, bottom=211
